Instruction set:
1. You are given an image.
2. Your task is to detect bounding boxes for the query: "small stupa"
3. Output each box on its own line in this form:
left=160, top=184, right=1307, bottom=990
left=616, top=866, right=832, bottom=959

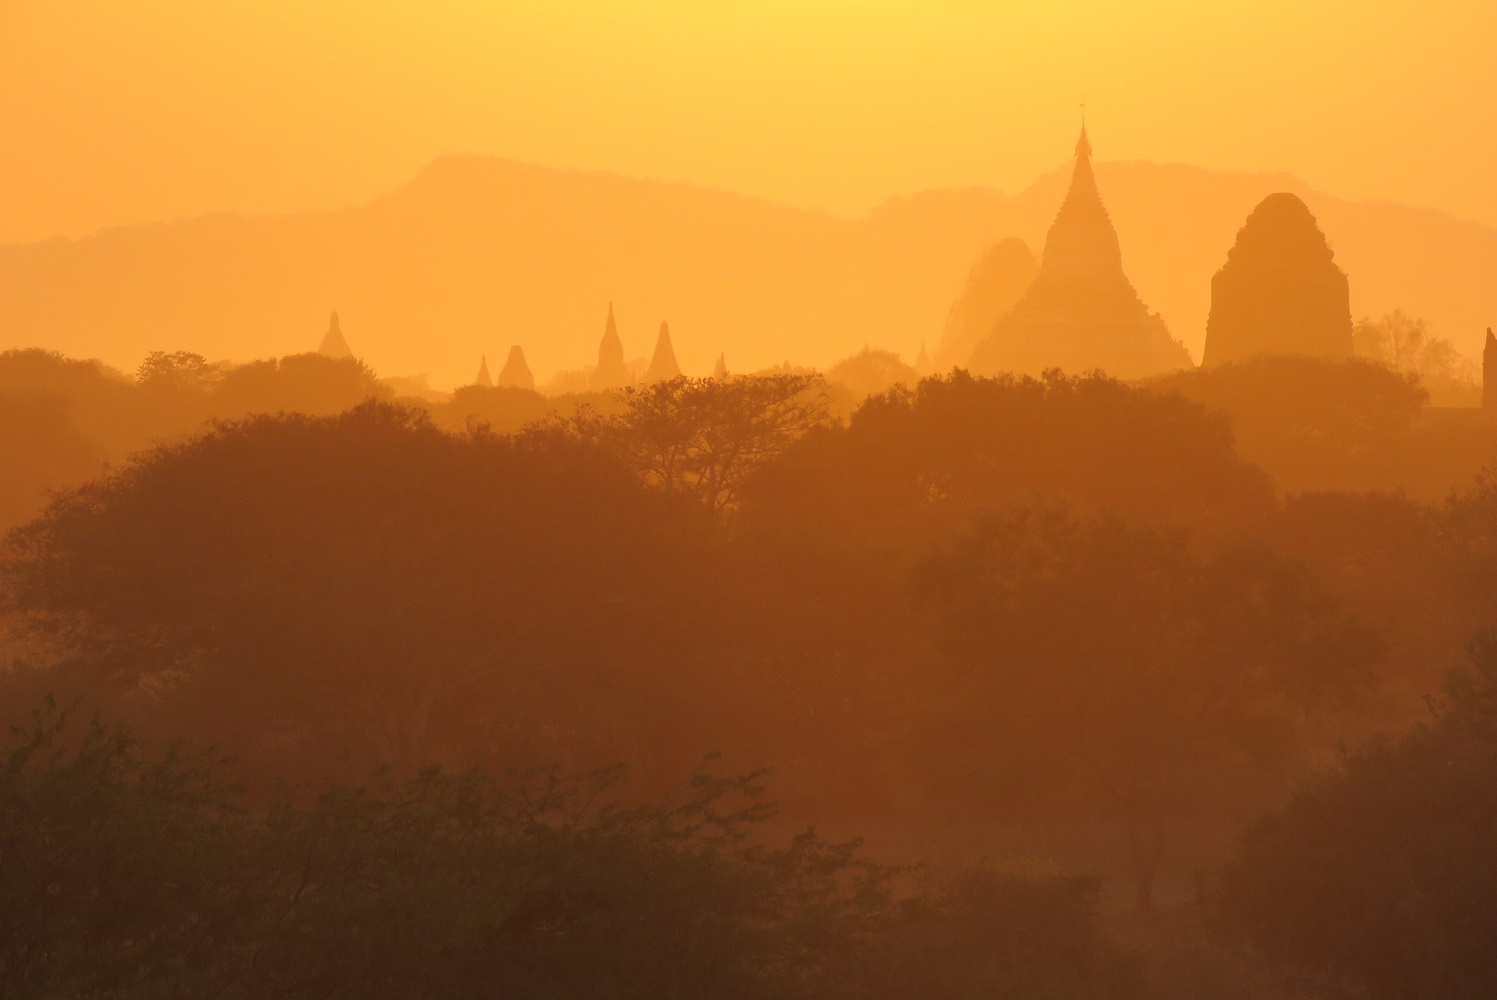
left=318, top=312, right=354, bottom=359
left=497, top=346, right=535, bottom=391
left=473, top=355, right=493, bottom=387
left=643, top=322, right=683, bottom=382
left=713, top=353, right=729, bottom=379
left=590, top=303, right=631, bottom=391
left=969, top=128, right=1191, bottom=379
left=1202, top=193, right=1353, bottom=366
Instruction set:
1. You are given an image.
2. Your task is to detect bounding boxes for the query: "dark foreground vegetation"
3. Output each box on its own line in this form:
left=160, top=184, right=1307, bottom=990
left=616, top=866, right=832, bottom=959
left=2, top=702, right=1142, bottom=1000
left=4, top=346, right=1497, bottom=997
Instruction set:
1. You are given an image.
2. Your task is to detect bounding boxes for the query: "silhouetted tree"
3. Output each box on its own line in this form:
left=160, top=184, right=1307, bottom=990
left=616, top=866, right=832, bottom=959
left=825, top=347, right=918, bottom=401
left=1213, top=631, right=1497, bottom=999
left=0, top=392, right=106, bottom=532
left=743, top=370, right=1273, bottom=554
left=603, top=374, right=830, bottom=512
left=918, top=505, right=1379, bottom=909
left=213, top=353, right=389, bottom=417
left=1149, top=355, right=1433, bottom=493
left=1354, top=309, right=1477, bottom=406
left=135, top=350, right=220, bottom=393
left=0, top=402, right=714, bottom=776
left=0, top=703, right=1137, bottom=1000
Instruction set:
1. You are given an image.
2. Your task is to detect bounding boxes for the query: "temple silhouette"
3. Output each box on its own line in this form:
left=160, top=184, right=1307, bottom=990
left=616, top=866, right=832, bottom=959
left=1202, top=192, right=1353, bottom=366
left=969, top=129, right=1192, bottom=379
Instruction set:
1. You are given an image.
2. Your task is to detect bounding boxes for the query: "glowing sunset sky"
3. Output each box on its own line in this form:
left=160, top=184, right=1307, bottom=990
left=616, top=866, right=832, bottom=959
left=2, top=0, right=1493, bottom=245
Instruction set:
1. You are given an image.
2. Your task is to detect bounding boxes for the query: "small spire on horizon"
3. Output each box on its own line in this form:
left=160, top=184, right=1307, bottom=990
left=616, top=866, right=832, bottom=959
left=474, top=354, right=493, bottom=387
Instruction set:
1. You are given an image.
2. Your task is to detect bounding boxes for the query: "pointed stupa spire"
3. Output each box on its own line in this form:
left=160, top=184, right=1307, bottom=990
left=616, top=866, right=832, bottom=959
left=318, top=311, right=353, bottom=359
left=474, top=354, right=493, bottom=387
left=713, top=353, right=728, bottom=379
left=967, top=125, right=1191, bottom=380
left=643, top=321, right=682, bottom=382
left=590, top=302, right=631, bottom=391
left=497, top=345, right=535, bottom=391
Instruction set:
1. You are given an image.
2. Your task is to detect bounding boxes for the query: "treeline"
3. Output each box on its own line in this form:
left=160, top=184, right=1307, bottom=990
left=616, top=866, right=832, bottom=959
left=2, top=703, right=1141, bottom=1000
left=2, top=355, right=1497, bottom=994
left=3, top=344, right=1491, bottom=533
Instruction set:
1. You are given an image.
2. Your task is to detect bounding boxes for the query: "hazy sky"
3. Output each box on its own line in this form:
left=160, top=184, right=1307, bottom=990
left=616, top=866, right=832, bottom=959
left=2, top=0, right=1494, bottom=245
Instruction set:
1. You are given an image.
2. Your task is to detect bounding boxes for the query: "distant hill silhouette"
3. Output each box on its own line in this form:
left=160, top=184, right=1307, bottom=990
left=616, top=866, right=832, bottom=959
left=0, top=156, right=1493, bottom=387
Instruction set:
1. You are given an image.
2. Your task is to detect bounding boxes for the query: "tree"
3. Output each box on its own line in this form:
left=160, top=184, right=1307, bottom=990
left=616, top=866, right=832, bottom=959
left=1353, top=312, right=1479, bottom=395
left=917, top=505, right=1379, bottom=910
left=1149, top=355, right=1433, bottom=493
left=135, top=350, right=220, bottom=393
left=0, top=392, right=106, bottom=532
left=742, top=370, right=1273, bottom=555
left=1213, top=631, right=1497, bottom=999
left=606, top=374, right=829, bottom=512
left=0, top=402, right=716, bottom=778
left=0, top=700, right=251, bottom=998
left=825, top=346, right=918, bottom=401
left=0, top=703, right=1139, bottom=1000
left=212, top=352, right=390, bottom=417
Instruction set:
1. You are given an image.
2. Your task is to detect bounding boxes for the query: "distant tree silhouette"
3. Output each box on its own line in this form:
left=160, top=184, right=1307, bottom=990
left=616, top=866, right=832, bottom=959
left=213, top=353, right=390, bottom=417
left=0, top=393, right=106, bottom=531
left=135, top=350, right=220, bottom=393
left=1148, top=355, right=1431, bottom=493
left=1213, top=631, right=1497, bottom=999
left=601, top=374, right=830, bottom=512
left=743, top=370, right=1273, bottom=552
left=433, top=383, right=551, bottom=434
left=0, top=702, right=1138, bottom=1000
left=825, top=347, right=918, bottom=401
left=0, top=402, right=714, bottom=775
left=918, top=505, right=1379, bottom=910
left=1353, top=309, right=1478, bottom=405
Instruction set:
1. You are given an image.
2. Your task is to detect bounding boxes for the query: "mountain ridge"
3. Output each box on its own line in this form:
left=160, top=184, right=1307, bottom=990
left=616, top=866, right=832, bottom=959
left=1, top=155, right=1492, bottom=388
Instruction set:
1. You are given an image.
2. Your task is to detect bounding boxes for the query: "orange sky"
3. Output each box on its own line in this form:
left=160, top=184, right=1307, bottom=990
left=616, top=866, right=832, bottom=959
left=2, top=1, right=1494, bottom=246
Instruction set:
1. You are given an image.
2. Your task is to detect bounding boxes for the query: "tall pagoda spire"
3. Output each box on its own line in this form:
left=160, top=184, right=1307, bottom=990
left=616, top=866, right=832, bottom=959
left=590, top=302, right=631, bottom=391
left=643, top=321, right=682, bottom=382
left=967, top=125, right=1192, bottom=379
left=473, top=354, right=493, bottom=387
left=318, top=311, right=353, bottom=359
left=497, top=345, right=534, bottom=391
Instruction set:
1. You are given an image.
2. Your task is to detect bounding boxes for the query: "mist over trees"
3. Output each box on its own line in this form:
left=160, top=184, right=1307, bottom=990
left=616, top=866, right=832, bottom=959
left=3, top=340, right=1497, bottom=996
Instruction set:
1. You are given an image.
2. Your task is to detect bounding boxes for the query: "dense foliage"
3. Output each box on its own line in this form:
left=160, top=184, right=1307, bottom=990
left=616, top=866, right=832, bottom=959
left=0, top=703, right=1141, bottom=1000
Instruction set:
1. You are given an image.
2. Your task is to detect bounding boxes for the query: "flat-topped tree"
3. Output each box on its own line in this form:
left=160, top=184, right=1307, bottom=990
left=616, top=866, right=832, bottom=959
left=318, top=311, right=354, bottom=360
left=497, top=346, right=534, bottom=391
left=643, top=322, right=682, bottom=382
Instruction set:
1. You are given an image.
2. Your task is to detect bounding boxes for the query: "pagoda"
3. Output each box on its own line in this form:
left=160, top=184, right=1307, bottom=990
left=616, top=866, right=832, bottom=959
left=969, top=129, right=1191, bottom=379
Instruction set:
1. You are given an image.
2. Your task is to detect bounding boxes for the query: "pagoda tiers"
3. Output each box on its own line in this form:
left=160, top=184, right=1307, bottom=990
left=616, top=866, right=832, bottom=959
left=970, top=129, right=1192, bottom=379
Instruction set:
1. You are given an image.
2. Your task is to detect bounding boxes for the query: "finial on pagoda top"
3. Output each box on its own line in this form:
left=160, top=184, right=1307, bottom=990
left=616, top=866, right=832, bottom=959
left=1075, top=98, right=1092, bottom=159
